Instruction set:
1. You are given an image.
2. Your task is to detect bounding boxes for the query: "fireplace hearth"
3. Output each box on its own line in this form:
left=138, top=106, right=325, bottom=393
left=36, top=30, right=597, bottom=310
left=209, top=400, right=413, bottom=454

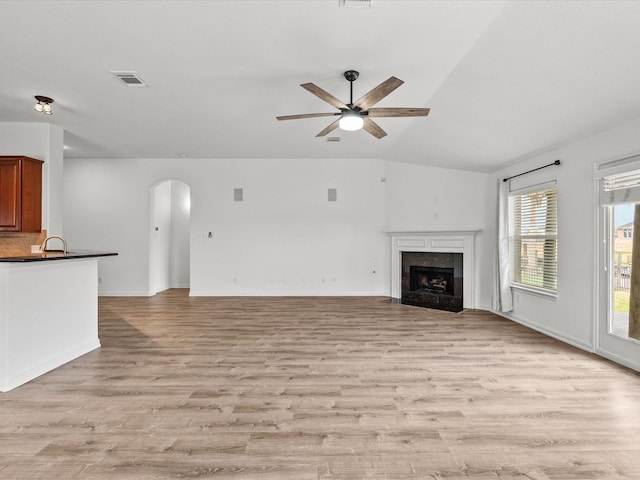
left=401, top=251, right=463, bottom=312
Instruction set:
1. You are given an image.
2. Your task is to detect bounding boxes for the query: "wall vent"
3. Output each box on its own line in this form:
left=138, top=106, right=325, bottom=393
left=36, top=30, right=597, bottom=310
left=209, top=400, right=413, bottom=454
left=111, top=71, right=147, bottom=87
left=339, top=0, right=372, bottom=8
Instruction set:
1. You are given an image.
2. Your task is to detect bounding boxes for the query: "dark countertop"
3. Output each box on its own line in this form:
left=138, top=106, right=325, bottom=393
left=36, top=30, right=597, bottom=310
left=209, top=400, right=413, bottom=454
left=0, top=250, right=118, bottom=263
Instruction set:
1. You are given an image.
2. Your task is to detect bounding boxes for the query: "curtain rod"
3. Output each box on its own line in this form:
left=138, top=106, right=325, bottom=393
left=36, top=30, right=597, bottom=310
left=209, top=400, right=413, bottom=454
left=502, top=159, right=560, bottom=182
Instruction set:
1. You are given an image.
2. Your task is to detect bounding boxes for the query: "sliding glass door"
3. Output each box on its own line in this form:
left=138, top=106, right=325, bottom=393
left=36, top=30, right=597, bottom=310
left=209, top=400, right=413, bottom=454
left=609, top=204, right=635, bottom=338
left=596, top=161, right=640, bottom=370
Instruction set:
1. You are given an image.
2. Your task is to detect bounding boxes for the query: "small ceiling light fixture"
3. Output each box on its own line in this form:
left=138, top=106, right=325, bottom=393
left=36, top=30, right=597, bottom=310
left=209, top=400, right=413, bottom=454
left=34, top=95, right=54, bottom=115
left=339, top=110, right=364, bottom=131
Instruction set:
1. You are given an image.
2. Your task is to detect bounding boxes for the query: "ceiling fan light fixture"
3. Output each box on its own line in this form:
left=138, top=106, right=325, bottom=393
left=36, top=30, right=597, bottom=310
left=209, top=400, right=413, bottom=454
left=339, top=111, right=364, bottom=131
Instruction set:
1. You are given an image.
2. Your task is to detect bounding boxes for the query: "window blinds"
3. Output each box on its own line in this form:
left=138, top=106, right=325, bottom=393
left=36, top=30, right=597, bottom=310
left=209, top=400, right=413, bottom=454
left=509, top=187, right=558, bottom=291
left=601, top=168, right=640, bottom=205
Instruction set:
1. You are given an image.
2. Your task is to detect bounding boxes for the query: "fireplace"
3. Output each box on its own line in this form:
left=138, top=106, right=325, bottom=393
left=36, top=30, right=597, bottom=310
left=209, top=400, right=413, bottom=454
left=410, top=266, right=454, bottom=296
left=389, top=231, right=477, bottom=310
left=401, top=251, right=463, bottom=312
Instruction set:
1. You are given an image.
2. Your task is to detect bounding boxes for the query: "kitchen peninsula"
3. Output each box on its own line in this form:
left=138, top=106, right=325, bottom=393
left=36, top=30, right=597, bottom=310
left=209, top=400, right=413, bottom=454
left=0, top=251, right=116, bottom=391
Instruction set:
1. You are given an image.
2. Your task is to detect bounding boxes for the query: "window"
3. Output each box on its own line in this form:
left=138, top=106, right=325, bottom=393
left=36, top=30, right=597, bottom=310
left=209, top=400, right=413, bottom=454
left=509, top=186, right=558, bottom=292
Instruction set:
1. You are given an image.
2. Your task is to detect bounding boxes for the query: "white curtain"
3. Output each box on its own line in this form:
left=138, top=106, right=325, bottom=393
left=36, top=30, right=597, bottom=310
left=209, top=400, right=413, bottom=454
left=493, top=178, right=514, bottom=312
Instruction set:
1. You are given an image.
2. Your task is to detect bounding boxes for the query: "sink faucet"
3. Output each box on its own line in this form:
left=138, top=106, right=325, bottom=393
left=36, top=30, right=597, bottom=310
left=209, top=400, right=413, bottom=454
left=40, top=235, right=67, bottom=254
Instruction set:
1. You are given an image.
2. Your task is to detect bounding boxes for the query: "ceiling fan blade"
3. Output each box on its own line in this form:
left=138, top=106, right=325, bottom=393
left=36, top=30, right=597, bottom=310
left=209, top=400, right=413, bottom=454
left=276, top=112, right=339, bottom=121
left=363, top=117, right=387, bottom=139
left=353, top=76, right=404, bottom=110
left=367, top=107, right=430, bottom=117
left=301, top=83, right=349, bottom=110
left=316, top=119, right=340, bottom=137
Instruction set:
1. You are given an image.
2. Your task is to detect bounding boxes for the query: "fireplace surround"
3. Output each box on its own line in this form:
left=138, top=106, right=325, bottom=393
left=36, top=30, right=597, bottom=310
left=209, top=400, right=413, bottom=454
left=389, top=231, right=478, bottom=310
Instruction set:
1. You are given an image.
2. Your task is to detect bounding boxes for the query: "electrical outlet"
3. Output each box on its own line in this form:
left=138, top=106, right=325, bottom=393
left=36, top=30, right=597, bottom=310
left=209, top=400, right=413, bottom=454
left=31, top=245, right=42, bottom=253
left=98, top=276, right=103, bottom=284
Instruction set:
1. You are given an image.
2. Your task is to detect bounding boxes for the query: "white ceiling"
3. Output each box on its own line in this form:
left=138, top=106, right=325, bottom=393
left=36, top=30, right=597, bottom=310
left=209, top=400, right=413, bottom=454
left=2, top=0, right=640, bottom=172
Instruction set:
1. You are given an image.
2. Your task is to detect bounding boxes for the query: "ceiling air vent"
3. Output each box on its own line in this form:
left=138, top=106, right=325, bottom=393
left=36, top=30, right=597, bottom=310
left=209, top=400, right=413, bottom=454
left=339, top=0, right=372, bottom=8
left=110, top=71, right=147, bottom=87
left=327, top=137, right=341, bottom=142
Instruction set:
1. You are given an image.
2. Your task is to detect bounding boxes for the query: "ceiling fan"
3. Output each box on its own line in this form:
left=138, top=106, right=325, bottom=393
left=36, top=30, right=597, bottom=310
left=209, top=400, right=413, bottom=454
left=276, top=70, right=430, bottom=139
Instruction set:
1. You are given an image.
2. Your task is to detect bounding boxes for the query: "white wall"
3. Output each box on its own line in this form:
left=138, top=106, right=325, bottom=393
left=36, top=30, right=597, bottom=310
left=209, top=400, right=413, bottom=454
left=63, top=157, right=389, bottom=296
left=0, top=122, right=64, bottom=235
left=46, top=126, right=64, bottom=236
left=383, top=162, right=492, bottom=309
left=64, top=156, right=495, bottom=303
left=169, top=180, right=190, bottom=288
left=63, top=159, right=151, bottom=295
left=491, top=115, right=640, bottom=358
left=149, top=180, right=172, bottom=295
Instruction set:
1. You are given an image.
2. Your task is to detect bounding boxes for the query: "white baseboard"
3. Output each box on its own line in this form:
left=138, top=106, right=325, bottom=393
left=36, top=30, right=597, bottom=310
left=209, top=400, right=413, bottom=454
left=488, top=308, right=593, bottom=352
left=595, top=347, right=640, bottom=372
left=99, top=290, right=153, bottom=297
left=188, top=290, right=387, bottom=297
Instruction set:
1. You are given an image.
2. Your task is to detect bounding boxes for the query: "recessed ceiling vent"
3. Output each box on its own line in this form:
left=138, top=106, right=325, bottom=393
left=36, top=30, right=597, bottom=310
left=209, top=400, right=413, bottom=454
left=339, top=0, right=372, bottom=8
left=327, top=137, right=341, bottom=142
left=110, top=71, right=147, bottom=87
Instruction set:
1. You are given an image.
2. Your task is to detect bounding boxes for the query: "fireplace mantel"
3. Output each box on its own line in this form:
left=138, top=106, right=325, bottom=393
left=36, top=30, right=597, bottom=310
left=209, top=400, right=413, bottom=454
left=388, top=231, right=479, bottom=309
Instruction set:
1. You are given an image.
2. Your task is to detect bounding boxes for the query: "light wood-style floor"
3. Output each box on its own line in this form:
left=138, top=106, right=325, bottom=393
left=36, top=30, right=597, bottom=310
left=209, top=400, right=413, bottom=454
left=1, top=290, right=639, bottom=479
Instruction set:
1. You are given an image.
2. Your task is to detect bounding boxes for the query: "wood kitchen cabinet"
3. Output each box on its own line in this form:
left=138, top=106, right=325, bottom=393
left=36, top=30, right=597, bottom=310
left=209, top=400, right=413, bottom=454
left=0, top=156, right=44, bottom=232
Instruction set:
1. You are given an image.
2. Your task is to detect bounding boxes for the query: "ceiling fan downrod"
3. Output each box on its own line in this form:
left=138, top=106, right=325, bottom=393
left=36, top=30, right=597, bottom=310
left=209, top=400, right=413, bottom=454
left=344, top=70, right=359, bottom=108
left=339, top=70, right=364, bottom=131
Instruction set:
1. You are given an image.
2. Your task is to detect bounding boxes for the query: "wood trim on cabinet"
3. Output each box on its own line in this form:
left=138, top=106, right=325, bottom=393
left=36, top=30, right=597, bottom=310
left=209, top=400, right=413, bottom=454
left=0, top=156, right=44, bottom=233
left=0, top=158, right=22, bottom=231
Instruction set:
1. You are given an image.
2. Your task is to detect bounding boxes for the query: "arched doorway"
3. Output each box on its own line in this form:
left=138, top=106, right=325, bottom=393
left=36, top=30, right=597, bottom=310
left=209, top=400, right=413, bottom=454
left=149, top=179, right=191, bottom=295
